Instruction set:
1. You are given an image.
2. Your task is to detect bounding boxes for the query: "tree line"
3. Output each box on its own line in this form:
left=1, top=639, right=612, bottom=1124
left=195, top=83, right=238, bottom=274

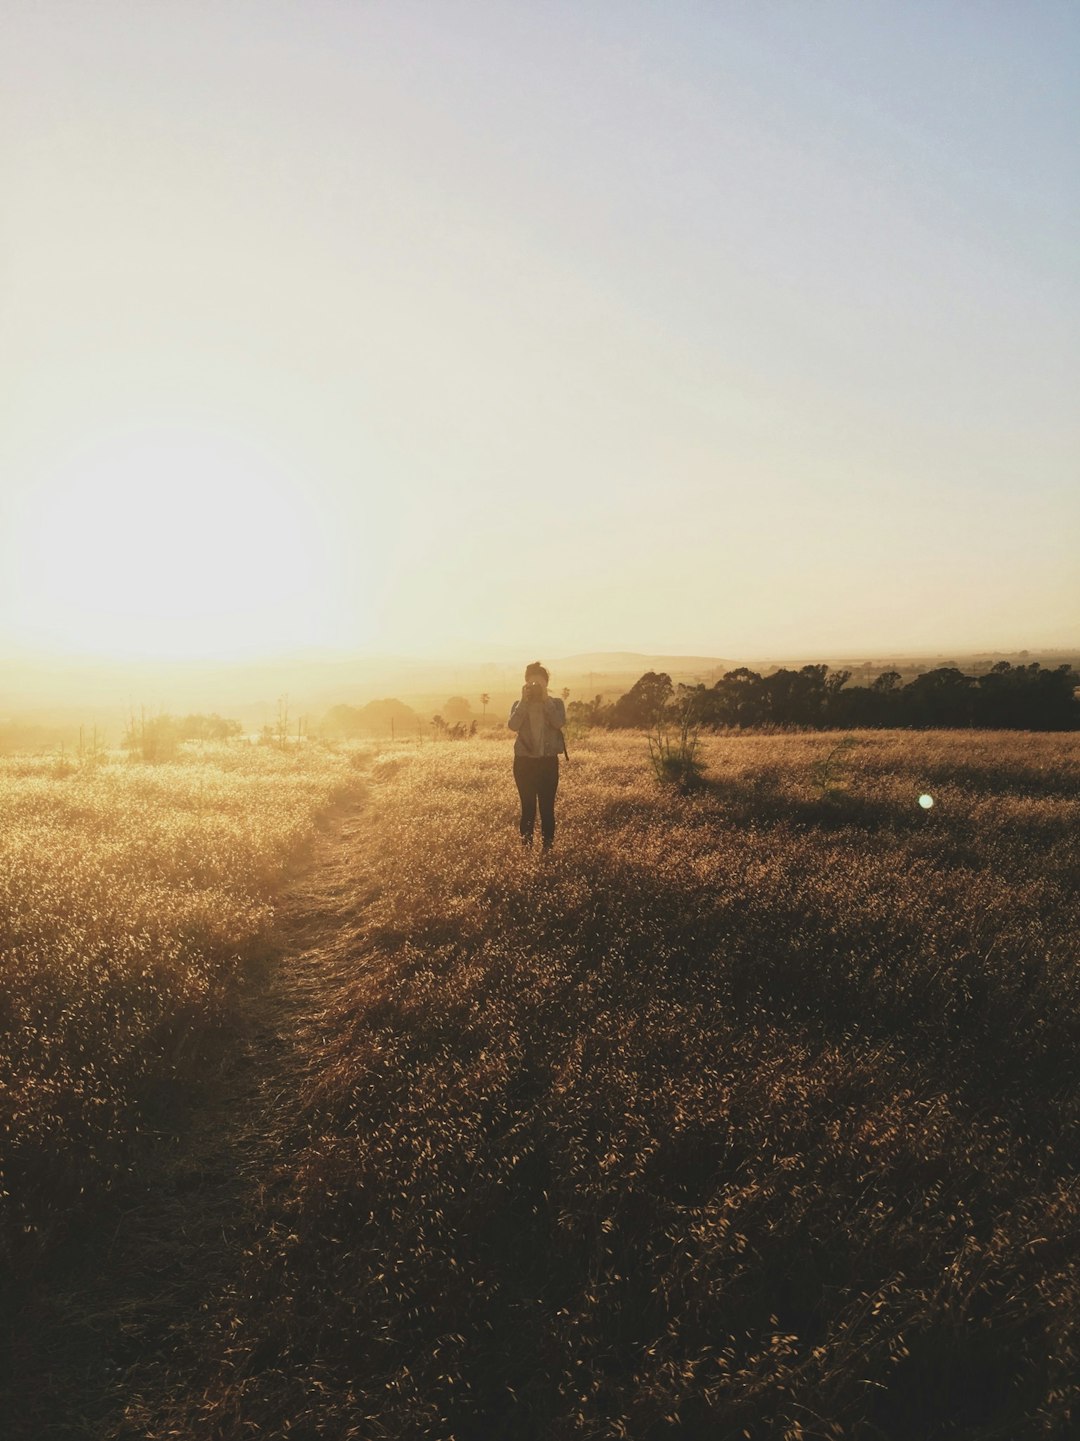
left=568, top=661, right=1080, bottom=732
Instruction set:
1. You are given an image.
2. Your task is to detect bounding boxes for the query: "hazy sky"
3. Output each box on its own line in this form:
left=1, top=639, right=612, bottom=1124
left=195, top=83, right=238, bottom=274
left=2, top=0, right=1077, bottom=662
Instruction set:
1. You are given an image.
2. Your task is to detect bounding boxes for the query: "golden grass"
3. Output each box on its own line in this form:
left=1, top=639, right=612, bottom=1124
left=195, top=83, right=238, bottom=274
left=0, top=742, right=364, bottom=1270
left=183, top=728, right=1080, bottom=1439
left=6, top=728, right=1080, bottom=1437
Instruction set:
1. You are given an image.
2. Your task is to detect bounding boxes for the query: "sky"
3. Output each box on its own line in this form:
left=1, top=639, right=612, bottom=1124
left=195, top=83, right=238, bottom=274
left=1, top=0, right=1077, bottom=664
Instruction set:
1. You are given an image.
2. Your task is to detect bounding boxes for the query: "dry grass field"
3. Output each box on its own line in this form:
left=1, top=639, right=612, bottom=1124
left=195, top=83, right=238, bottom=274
left=4, top=728, right=1080, bottom=1439
left=0, top=742, right=364, bottom=1277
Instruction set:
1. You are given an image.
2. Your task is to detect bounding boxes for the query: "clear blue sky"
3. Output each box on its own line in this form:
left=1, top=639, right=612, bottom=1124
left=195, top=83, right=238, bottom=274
left=1, top=0, right=1076, bottom=661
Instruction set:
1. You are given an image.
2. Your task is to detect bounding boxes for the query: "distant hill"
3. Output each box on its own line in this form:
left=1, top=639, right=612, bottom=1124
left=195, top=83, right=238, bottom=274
left=551, top=652, right=728, bottom=673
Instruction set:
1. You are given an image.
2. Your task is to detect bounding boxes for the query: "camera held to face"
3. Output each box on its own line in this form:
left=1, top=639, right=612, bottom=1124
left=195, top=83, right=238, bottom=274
left=524, top=679, right=545, bottom=703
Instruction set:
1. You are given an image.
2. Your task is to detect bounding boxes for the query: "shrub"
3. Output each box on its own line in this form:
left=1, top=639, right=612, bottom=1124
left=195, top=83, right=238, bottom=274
left=647, top=697, right=706, bottom=791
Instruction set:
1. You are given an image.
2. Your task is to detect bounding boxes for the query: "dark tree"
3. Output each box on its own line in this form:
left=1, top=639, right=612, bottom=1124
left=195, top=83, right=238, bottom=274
left=177, top=712, right=243, bottom=741
left=607, top=672, right=673, bottom=728
left=712, top=668, right=766, bottom=727
left=873, top=671, right=903, bottom=694
left=567, top=694, right=607, bottom=727
left=901, top=667, right=977, bottom=727
left=443, top=696, right=473, bottom=724
left=554, top=660, right=1080, bottom=736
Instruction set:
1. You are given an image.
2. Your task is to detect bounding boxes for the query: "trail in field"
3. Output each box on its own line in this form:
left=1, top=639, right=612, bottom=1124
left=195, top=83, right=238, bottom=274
left=14, top=789, right=375, bottom=1441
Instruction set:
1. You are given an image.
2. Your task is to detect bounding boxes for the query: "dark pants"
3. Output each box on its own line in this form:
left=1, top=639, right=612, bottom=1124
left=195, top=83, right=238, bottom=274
left=513, top=755, right=559, bottom=848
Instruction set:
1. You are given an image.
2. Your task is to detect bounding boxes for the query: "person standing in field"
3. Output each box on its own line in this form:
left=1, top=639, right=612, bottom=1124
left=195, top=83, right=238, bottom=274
left=508, top=661, right=567, bottom=851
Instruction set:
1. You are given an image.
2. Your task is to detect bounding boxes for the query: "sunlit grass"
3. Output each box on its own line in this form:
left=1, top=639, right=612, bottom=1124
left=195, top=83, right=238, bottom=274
left=0, top=741, right=364, bottom=1270
left=7, top=728, right=1080, bottom=1436
left=185, top=728, right=1080, bottom=1439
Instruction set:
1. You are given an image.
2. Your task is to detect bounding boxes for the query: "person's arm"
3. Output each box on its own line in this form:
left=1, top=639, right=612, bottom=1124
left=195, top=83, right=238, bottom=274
left=545, top=697, right=566, bottom=730
left=508, top=699, right=526, bottom=732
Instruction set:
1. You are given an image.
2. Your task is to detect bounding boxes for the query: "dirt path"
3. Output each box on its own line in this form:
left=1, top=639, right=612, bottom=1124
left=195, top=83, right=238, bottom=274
left=11, top=792, right=375, bottom=1440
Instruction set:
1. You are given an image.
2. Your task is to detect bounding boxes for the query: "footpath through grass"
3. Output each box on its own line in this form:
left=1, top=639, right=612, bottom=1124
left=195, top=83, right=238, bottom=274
left=164, top=729, right=1079, bottom=1441
left=0, top=742, right=365, bottom=1284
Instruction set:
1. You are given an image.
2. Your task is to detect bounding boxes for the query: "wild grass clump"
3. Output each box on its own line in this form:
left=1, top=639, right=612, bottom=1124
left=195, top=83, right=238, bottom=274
left=185, top=729, right=1080, bottom=1439
left=0, top=742, right=364, bottom=1277
left=647, top=698, right=706, bottom=793
left=808, top=734, right=859, bottom=796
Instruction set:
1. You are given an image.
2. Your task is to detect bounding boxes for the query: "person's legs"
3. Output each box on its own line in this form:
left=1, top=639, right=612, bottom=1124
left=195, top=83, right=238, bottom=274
left=513, top=756, right=538, bottom=844
left=537, top=756, right=559, bottom=849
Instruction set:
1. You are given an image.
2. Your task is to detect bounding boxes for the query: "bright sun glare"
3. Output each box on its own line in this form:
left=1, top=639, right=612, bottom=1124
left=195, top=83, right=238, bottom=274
left=15, top=433, right=338, bottom=660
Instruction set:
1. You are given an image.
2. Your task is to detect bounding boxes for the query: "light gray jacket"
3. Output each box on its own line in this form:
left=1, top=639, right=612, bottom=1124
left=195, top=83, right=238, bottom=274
left=508, top=696, right=566, bottom=758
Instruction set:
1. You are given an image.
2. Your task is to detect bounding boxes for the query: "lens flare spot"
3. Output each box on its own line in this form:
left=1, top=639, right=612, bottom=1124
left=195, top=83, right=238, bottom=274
left=918, top=793, right=934, bottom=809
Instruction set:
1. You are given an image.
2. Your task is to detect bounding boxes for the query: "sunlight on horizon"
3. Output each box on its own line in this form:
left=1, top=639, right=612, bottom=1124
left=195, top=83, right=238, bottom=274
left=9, top=429, right=363, bottom=662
